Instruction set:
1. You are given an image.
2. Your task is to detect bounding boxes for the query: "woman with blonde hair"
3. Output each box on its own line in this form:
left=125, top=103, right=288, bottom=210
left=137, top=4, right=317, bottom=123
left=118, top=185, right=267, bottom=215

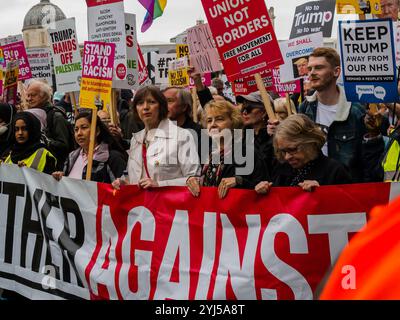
left=187, top=99, right=267, bottom=199
left=255, top=114, right=351, bottom=194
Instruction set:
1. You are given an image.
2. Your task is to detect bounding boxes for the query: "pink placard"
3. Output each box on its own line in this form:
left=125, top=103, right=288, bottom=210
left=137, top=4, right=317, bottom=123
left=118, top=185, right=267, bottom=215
left=82, top=41, right=116, bottom=81
left=2, top=41, right=32, bottom=81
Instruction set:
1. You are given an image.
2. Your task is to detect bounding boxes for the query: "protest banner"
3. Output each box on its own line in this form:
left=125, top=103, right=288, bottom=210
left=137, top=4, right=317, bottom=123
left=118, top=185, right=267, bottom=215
left=0, top=164, right=396, bottom=300
left=336, top=0, right=382, bottom=14
left=279, top=32, right=323, bottom=83
left=79, top=41, right=115, bottom=111
left=290, top=0, right=336, bottom=39
left=176, top=44, right=190, bottom=58
left=26, top=48, right=53, bottom=87
left=0, top=35, right=32, bottom=81
left=272, top=68, right=302, bottom=96
left=144, top=51, right=158, bottom=85
left=339, top=19, right=398, bottom=103
left=3, top=60, right=19, bottom=104
left=201, top=0, right=283, bottom=81
left=233, top=70, right=274, bottom=95
left=48, top=18, right=82, bottom=93
left=137, top=44, right=150, bottom=86
left=168, top=57, right=190, bottom=87
left=113, top=13, right=139, bottom=91
left=186, top=23, right=222, bottom=74
left=86, top=0, right=127, bottom=81
left=155, top=53, right=176, bottom=85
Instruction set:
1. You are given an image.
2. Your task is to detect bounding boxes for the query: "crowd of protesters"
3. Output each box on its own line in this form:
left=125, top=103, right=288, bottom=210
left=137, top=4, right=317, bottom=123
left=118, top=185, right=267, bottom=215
left=0, top=46, right=399, bottom=201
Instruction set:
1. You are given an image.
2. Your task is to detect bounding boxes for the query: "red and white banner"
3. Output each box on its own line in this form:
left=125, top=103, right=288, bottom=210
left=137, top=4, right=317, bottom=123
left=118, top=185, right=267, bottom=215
left=233, top=70, right=274, bottom=95
left=0, top=164, right=396, bottom=300
left=201, top=0, right=283, bottom=81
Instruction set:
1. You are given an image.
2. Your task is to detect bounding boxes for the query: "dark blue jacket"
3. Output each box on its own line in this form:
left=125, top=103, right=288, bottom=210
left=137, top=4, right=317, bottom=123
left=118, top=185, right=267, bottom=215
left=299, top=87, right=366, bottom=182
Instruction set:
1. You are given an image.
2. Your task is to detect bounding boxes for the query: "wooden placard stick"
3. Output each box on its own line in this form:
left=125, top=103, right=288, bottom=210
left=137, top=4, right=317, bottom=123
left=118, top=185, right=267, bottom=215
left=86, top=109, right=98, bottom=181
left=69, top=92, right=78, bottom=118
left=285, top=93, right=293, bottom=116
left=254, top=73, right=276, bottom=121
left=109, top=89, right=119, bottom=126
left=191, top=87, right=199, bottom=123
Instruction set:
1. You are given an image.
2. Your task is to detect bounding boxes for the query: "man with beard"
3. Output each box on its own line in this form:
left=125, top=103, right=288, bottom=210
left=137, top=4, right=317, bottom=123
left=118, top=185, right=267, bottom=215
left=298, top=47, right=366, bottom=182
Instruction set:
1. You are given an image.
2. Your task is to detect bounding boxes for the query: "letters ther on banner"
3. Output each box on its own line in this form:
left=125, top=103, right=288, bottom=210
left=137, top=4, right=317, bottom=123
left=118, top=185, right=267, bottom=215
left=0, top=165, right=395, bottom=300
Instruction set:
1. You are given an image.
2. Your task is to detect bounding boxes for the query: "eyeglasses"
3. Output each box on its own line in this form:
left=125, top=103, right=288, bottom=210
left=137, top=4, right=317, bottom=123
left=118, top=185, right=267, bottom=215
left=276, top=146, right=300, bottom=156
left=241, top=105, right=259, bottom=114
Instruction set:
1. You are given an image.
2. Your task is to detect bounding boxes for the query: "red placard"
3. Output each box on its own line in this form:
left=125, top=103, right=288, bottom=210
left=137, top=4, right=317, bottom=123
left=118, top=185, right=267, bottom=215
left=233, top=69, right=274, bottom=95
left=201, top=0, right=284, bottom=81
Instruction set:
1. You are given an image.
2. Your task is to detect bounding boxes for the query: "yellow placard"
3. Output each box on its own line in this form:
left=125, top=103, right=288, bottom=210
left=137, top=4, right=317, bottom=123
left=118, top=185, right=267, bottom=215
left=176, top=44, right=189, bottom=58
left=168, top=67, right=190, bottom=87
left=79, top=77, right=112, bottom=111
left=336, top=0, right=382, bottom=14
left=4, top=63, right=18, bottom=88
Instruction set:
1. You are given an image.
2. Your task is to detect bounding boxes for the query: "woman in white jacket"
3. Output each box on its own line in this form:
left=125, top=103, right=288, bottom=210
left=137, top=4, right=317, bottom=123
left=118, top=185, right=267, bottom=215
left=113, top=85, right=200, bottom=189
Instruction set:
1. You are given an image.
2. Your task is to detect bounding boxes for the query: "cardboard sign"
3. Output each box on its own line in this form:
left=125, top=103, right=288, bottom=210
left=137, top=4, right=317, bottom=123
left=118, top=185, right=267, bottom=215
left=176, top=44, right=190, bottom=58
left=86, top=0, right=127, bottom=81
left=26, top=48, right=53, bottom=87
left=339, top=19, right=398, bottom=103
left=279, top=32, right=323, bottom=83
left=187, top=23, right=222, bottom=74
left=201, top=0, right=283, bottom=81
left=155, top=53, right=176, bottom=85
left=0, top=35, right=32, bottom=81
left=290, top=0, right=336, bottom=39
left=3, top=60, right=19, bottom=105
left=48, top=18, right=82, bottom=93
left=79, top=41, right=115, bottom=110
left=168, top=57, right=190, bottom=87
left=336, top=0, right=382, bottom=14
left=113, top=14, right=139, bottom=90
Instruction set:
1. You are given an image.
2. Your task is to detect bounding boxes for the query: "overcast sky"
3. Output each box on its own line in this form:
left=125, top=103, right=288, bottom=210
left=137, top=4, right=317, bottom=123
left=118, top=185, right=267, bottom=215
left=1, top=0, right=352, bottom=43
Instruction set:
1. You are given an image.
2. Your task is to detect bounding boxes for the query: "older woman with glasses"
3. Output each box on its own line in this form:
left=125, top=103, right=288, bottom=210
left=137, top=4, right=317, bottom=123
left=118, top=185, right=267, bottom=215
left=255, top=114, right=352, bottom=194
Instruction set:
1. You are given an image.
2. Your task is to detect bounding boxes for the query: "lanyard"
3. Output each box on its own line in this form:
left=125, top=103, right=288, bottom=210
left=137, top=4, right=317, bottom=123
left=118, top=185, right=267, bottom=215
left=142, top=142, right=151, bottom=179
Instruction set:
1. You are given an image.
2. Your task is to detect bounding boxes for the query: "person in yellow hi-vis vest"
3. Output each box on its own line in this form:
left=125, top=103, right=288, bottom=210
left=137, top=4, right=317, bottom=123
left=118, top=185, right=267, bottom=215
left=1, top=112, right=56, bottom=174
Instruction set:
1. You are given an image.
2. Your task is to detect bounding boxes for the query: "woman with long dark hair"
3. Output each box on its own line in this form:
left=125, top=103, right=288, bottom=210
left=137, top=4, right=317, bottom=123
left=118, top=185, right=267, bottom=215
left=52, top=110, right=127, bottom=183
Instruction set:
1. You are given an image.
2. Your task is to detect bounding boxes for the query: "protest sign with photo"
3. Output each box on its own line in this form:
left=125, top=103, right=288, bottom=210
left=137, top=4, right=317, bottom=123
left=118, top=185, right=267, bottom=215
left=187, top=23, right=222, bottom=74
left=290, top=0, right=336, bottom=39
left=3, top=60, right=19, bottom=104
left=168, top=56, right=190, bottom=87
left=86, top=0, right=127, bottom=81
left=201, top=0, right=283, bottom=81
left=26, top=48, right=53, bottom=87
left=155, top=53, right=176, bottom=85
left=0, top=35, right=32, bottom=81
left=79, top=41, right=115, bottom=111
left=339, top=19, right=398, bottom=103
left=279, top=32, right=323, bottom=83
left=48, top=18, right=82, bottom=93
left=336, top=0, right=382, bottom=14
left=113, top=13, right=139, bottom=90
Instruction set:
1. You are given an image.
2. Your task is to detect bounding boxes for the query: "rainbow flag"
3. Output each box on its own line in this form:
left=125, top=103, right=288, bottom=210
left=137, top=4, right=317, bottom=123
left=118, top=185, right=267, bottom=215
left=139, top=0, right=167, bottom=32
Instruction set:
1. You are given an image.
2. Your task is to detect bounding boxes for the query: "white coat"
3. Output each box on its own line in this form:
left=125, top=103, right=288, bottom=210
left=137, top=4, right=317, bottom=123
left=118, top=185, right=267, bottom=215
left=127, top=118, right=201, bottom=187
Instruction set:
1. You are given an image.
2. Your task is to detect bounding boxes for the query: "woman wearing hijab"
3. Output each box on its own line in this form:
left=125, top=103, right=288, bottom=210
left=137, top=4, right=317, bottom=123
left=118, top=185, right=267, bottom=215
left=52, top=110, right=127, bottom=183
left=1, top=111, right=56, bottom=174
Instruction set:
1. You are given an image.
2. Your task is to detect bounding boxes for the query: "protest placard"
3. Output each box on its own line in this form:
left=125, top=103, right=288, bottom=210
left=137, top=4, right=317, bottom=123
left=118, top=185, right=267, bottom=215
left=176, top=44, right=190, bottom=58
left=113, top=14, right=139, bottom=90
left=339, top=19, right=398, bottom=103
left=272, top=68, right=301, bottom=96
left=186, top=23, right=222, bottom=74
left=3, top=60, right=19, bottom=105
left=279, top=32, right=323, bottom=83
left=201, top=0, right=283, bottom=81
left=48, top=18, right=82, bottom=93
left=137, top=44, right=151, bottom=86
left=0, top=35, right=32, bottom=81
left=155, top=53, right=176, bottom=85
left=79, top=41, right=115, bottom=110
left=233, top=70, right=274, bottom=95
left=168, top=56, right=190, bottom=87
left=26, top=48, right=53, bottom=87
left=290, top=0, right=336, bottom=39
left=0, top=48, right=3, bottom=96
left=337, top=0, right=382, bottom=14
left=189, top=73, right=211, bottom=88
left=86, top=0, right=127, bottom=81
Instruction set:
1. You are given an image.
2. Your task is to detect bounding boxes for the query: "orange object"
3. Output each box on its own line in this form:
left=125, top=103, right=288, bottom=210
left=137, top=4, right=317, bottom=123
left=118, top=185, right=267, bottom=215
left=320, top=195, right=400, bottom=299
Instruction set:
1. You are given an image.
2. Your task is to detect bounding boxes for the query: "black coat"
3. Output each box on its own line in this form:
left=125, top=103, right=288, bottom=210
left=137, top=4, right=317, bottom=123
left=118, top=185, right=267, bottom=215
left=272, top=153, right=352, bottom=187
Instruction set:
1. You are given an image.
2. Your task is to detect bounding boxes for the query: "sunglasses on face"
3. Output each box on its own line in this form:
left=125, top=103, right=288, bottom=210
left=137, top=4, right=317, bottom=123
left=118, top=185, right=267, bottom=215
left=241, top=105, right=261, bottom=114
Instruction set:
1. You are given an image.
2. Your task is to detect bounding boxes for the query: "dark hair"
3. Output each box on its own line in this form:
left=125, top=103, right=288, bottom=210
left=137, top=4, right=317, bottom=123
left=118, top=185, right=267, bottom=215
left=133, top=85, right=168, bottom=121
left=75, top=111, right=128, bottom=161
